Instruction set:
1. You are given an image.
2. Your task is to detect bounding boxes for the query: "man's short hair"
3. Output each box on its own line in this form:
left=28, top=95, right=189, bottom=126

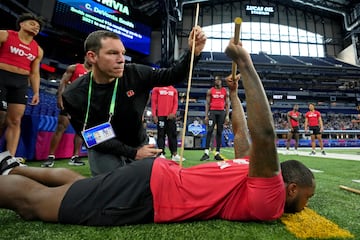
left=281, top=160, right=314, bottom=187
left=308, top=103, right=315, bottom=107
left=84, top=30, right=120, bottom=53
left=16, top=13, right=44, bottom=31
left=214, top=75, right=223, bottom=81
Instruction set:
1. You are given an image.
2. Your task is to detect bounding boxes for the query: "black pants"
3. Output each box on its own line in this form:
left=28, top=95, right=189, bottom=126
left=156, top=116, right=177, bottom=155
left=205, top=110, right=226, bottom=152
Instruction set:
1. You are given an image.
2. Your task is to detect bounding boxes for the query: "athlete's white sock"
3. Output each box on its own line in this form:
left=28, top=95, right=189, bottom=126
left=2, top=168, right=12, bottom=175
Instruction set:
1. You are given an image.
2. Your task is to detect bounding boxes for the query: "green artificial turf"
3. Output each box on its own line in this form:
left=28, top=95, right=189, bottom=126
left=0, top=148, right=359, bottom=240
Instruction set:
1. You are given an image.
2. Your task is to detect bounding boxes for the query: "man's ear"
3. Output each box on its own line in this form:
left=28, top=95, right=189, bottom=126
left=287, top=182, right=298, bottom=198
left=86, top=51, right=96, bottom=65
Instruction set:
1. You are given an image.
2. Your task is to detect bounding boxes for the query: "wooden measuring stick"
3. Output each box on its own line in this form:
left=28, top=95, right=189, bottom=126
left=231, top=17, right=242, bottom=80
left=339, top=185, right=360, bottom=195
left=179, top=3, right=200, bottom=167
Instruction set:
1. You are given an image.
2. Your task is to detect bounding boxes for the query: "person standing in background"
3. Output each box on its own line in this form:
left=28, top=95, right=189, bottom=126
left=304, top=103, right=325, bottom=155
left=200, top=76, right=230, bottom=161
left=151, top=86, right=183, bottom=161
left=0, top=13, right=44, bottom=157
left=41, top=59, right=91, bottom=168
left=286, top=104, right=301, bottom=155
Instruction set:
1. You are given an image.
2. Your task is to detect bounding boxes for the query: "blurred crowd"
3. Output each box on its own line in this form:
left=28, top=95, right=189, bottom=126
left=273, top=111, right=360, bottom=130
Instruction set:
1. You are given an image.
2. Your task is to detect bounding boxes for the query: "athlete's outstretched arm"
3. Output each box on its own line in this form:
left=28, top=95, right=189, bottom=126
left=225, top=39, right=279, bottom=178
left=225, top=74, right=250, bottom=158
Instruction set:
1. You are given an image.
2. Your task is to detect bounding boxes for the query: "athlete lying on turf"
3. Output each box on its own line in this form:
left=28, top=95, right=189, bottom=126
left=0, top=38, right=315, bottom=226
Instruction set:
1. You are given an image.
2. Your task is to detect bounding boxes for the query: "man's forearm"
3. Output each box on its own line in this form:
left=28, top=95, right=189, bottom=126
left=92, top=139, right=138, bottom=159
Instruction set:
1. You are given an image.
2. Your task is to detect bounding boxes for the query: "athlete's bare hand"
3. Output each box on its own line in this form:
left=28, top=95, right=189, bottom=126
left=29, top=93, right=40, bottom=105
left=135, top=144, right=162, bottom=160
left=225, top=38, right=252, bottom=68
left=188, top=25, right=207, bottom=56
left=152, top=116, right=158, bottom=124
left=167, top=113, right=176, bottom=120
left=225, top=73, right=241, bottom=92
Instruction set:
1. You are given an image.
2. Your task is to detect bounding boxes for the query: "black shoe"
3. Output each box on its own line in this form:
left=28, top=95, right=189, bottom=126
left=41, top=156, right=55, bottom=168
left=321, top=150, right=326, bottom=155
left=214, top=154, right=224, bottom=161
left=68, top=156, right=85, bottom=166
left=200, top=153, right=210, bottom=161
left=0, top=151, right=20, bottom=175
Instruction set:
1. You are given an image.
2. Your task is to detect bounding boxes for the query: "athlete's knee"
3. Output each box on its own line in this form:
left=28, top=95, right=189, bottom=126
left=55, top=123, right=68, bottom=133
left=5, top=117, right=22, bottom=127
left=55, top=167, right=85, bottom=182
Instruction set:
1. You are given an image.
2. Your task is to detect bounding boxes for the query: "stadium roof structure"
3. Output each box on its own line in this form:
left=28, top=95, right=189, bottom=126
left=1, top=0, right=358, bottom=32
left=175, top=0, right=359, bottom=31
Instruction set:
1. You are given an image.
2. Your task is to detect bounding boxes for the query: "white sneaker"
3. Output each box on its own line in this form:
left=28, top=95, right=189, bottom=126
left=159, top=154, right=166, bottom=159
left=15, top=157, right=26, bottom=164
left=148, top=137, right=156, bottom=145
left=0, top=151, right=25, bottom=175
left=172, top=154, right=185, bottom=161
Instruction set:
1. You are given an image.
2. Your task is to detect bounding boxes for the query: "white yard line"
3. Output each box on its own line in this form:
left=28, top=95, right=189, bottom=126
left=278, top=148, right=360, bottom=161
left=223, top=147, right=360, bottom=161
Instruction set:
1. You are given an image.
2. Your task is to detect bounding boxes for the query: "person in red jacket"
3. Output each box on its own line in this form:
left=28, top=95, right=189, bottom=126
left=0, top=13, right=44, bottom=157
left=200, top=76, right=230, bottom=161
left=0, top=38, right=315, bottom=226
left=286, top=104, right=301, bottom=155
left=151, top=86, right=183, bottom=161
left=304, top=103, right=325, bottom=155
left=41, top=59, right=91, bottom=168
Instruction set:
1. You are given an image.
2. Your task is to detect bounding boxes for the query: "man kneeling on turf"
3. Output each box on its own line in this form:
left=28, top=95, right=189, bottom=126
left=0, top=38, right=315, bottom=226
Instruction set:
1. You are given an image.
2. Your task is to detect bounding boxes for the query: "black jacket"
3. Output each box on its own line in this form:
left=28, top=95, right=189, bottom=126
left=63, top=50, right=200, bottom=159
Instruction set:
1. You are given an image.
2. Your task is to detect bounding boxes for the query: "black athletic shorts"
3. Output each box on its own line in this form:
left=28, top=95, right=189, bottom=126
left=59, top=109, right=69, bottom=117
left=58, top=157, right=155, bottom=226
left=290, top=126, right=299, bottom=134
left=0, top=69, right=29, bottom=110
left=309, top=126, right=321, bottom=135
